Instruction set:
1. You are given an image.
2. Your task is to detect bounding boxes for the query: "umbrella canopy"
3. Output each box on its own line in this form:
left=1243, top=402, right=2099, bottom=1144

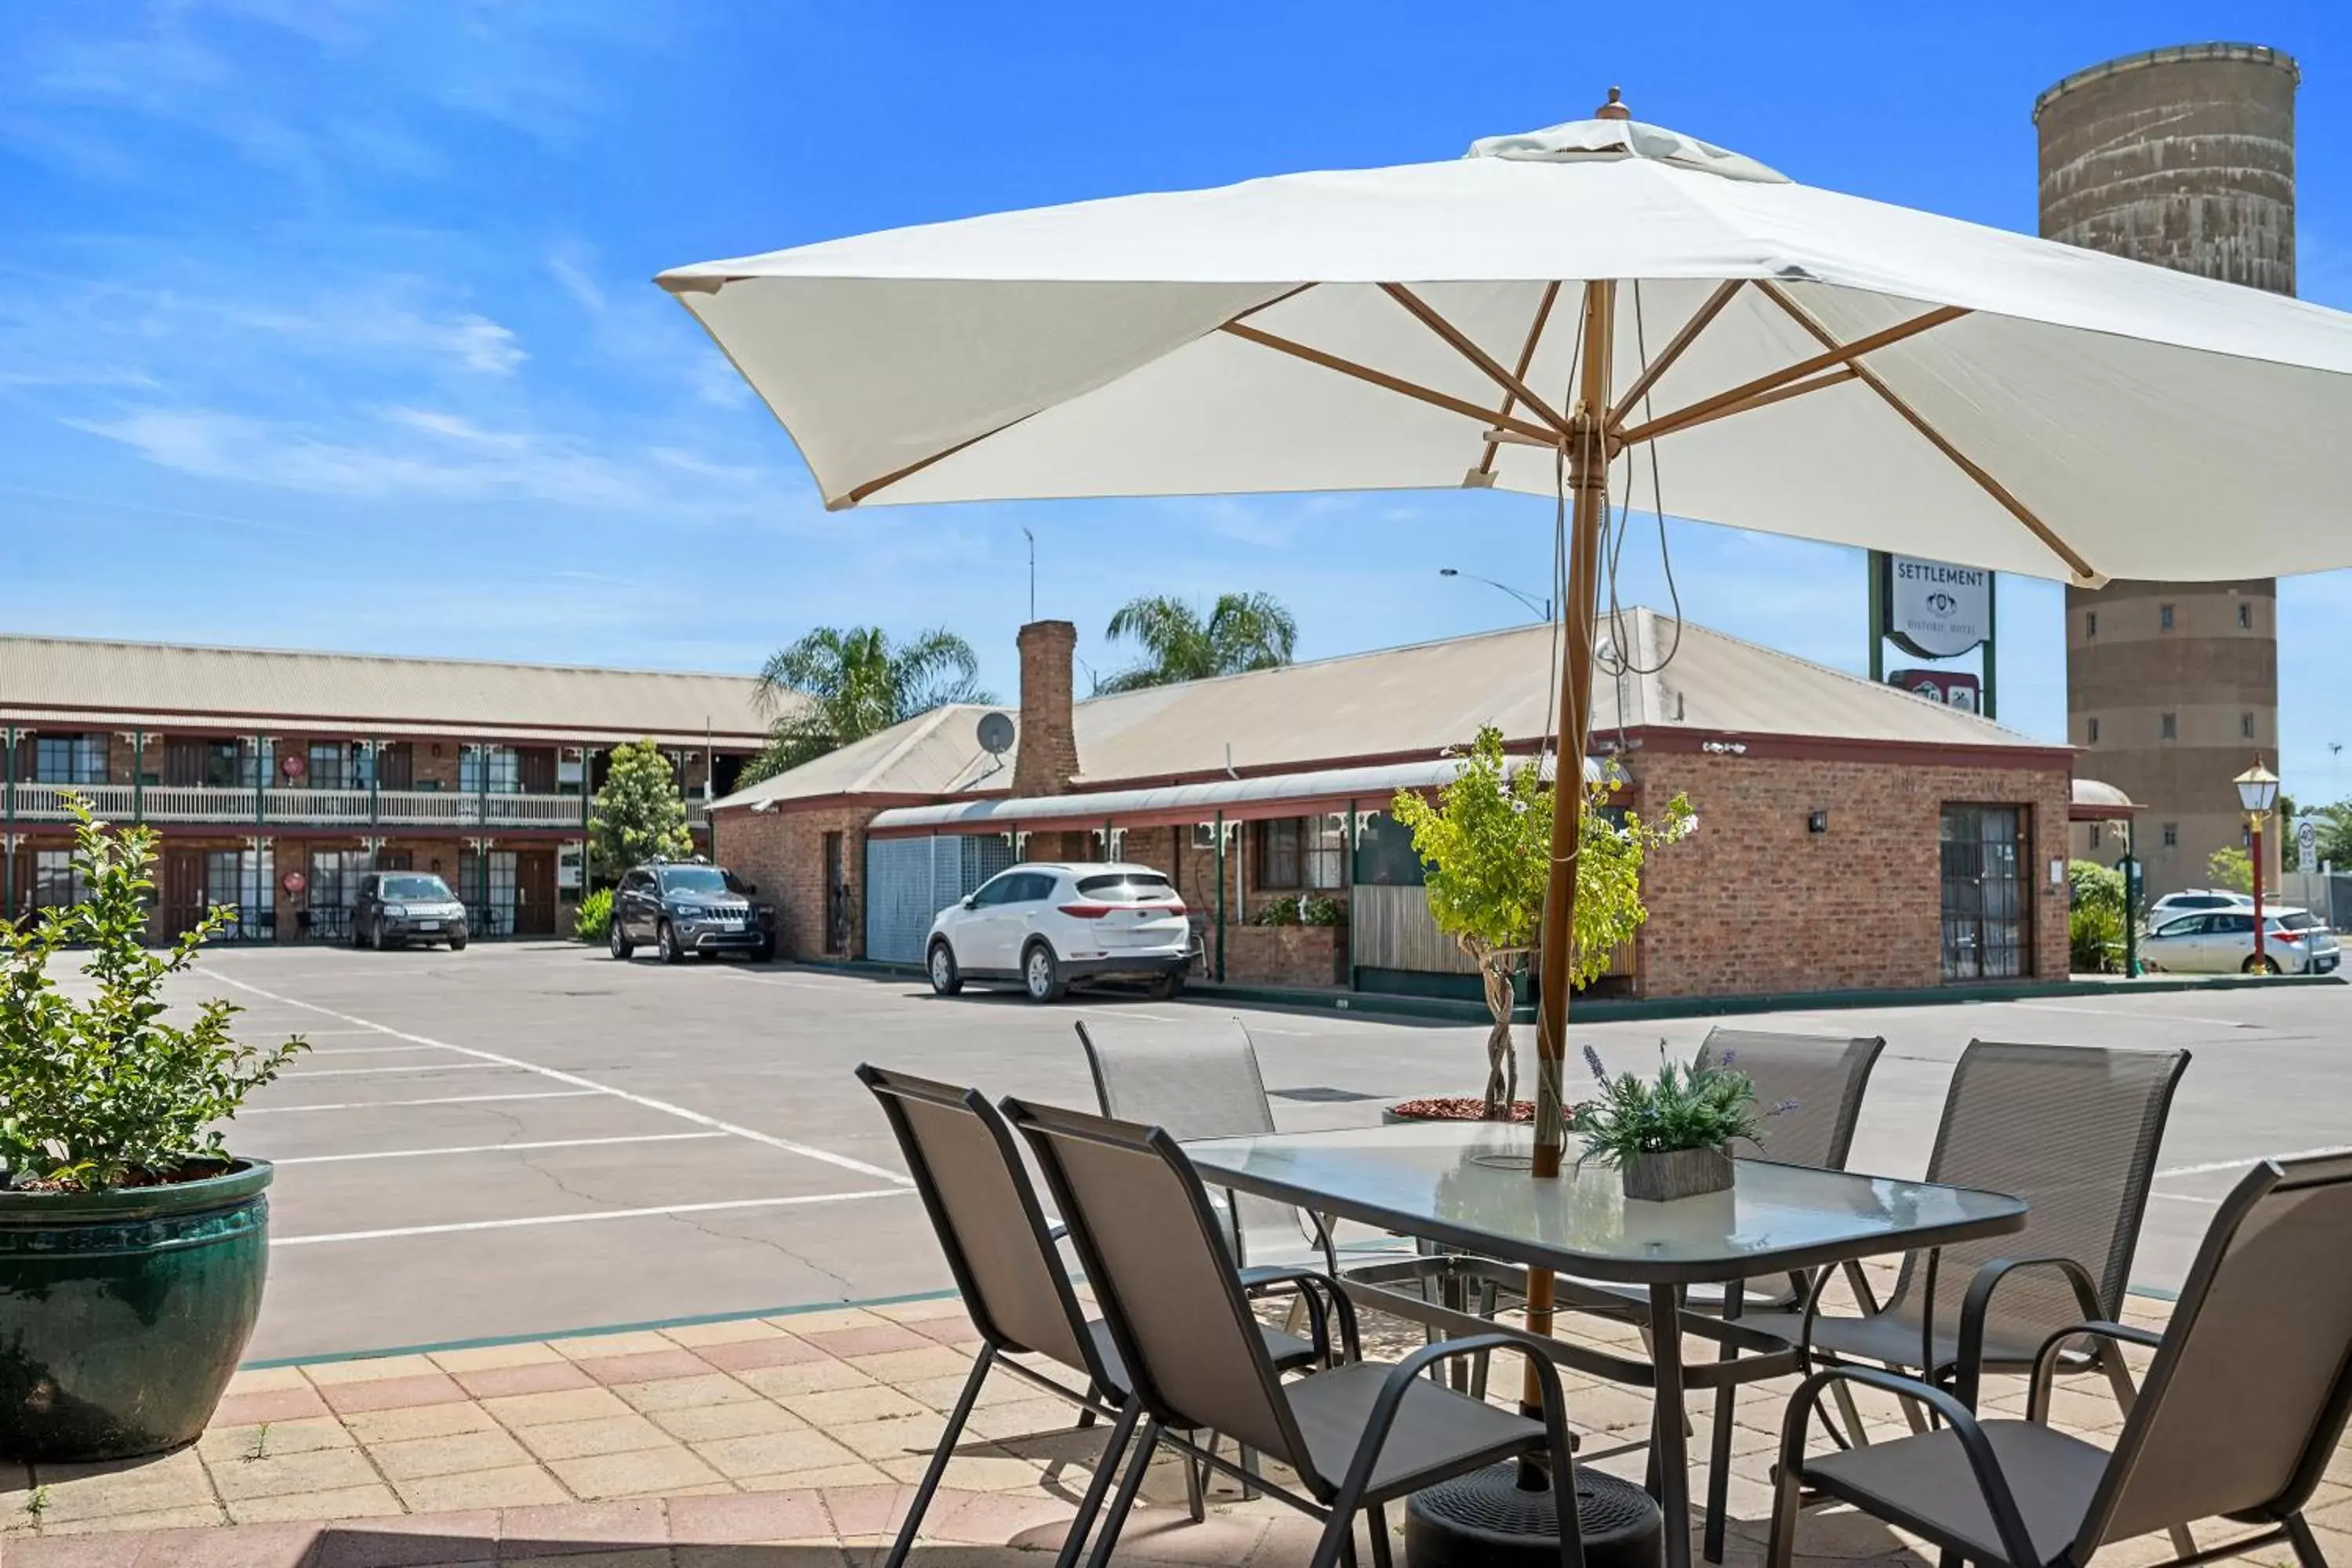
left=660, top=100, right=2352, bottom=588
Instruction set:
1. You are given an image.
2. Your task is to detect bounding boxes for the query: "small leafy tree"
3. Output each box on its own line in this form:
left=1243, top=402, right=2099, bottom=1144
left=2067, top=858, right=2127, bottom=973
left=1392, top=726, right=1693, bottom=1120
left=0, top=797, right=306, bottom=1191
left=2208, top=844, right=2254, bottom=894
left=589, top=739, right=691, bottom=877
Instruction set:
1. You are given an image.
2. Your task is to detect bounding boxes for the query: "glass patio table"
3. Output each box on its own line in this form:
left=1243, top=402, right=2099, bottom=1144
left=1184, top=1120, right=2027, bottom=1568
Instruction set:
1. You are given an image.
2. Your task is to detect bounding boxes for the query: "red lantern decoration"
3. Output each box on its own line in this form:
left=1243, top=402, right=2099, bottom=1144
left=281, top=870, right=307, bottom=895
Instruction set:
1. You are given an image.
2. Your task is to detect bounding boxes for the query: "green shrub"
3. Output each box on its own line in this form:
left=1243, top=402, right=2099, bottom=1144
left=1250, top=895, right=1345, bottom=927
left=573, top=887, right=614, bottom=942
left=0, top=796, right=307, bottom=1191
left=2070, top=900, right=2125, bottom=974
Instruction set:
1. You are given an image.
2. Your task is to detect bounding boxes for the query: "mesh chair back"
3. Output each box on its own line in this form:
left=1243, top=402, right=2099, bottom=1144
left=2086, top=1152, right=2352, bottom=1548
left=1005, top=1097, right=1304, bottom=1466
left=1077, top=1016, right=1308, bottom=1264
left=1886, top=1041, right=2187, bottom=1361
left=855, top=1065, right=1099, bottom=1382
left=1694, top=1029, right=1884, bottom=1171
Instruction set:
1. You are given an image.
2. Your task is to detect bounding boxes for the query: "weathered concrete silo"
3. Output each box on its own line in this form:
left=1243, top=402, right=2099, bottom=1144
left=2041, top=44, right=2297, bottom=895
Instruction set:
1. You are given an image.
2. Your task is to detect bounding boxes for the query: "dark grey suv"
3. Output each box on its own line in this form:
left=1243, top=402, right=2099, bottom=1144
left=610, top=859, right=776, bottom=964
left=351, top=872, right=470, bottom=951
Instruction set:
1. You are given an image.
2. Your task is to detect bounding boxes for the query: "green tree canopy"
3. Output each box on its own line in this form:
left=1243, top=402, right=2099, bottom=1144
left=1096, top=592, right=1298, bottom=692
left=2208, top=844, right=2254, bottom=894
left=746, top=626, right=993, bottom=783
left=1392, top=726, right=1693, bottom=1119
left=589, top=739, right=692, bottom=877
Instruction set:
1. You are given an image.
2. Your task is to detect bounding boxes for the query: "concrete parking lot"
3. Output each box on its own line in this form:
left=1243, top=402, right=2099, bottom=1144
left=122, top=942, right=2352, bottom=1361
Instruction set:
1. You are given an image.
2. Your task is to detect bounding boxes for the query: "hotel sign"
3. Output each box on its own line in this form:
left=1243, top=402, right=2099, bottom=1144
left=1881, top=555, right=1991, bottom=659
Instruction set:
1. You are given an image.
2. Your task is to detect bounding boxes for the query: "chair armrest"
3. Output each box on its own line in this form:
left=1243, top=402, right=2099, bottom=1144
left=1781, top=1363, right=2040, bottom=1568
left=1955, top=1256, right=2105, bottom=1410
left=2028, top=1319, right=2162, bottom=1424
left=1235, top=1265, right=1359, bottom=1365
left=1045, top=1220, right=1069, bottom=1243
left=1325, top=1335, right=1577, bottom=1516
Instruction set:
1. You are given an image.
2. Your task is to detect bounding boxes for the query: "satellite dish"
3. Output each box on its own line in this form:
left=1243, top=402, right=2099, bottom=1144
left=976, top=711, right=1016, bottom=757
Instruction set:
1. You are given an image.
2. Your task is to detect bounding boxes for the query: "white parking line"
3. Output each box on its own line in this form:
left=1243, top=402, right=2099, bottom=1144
left=303, top=1044, right=475, bottom=1058
left=274, top=1132, right=726, bottom=1165
left=274, top=1187, right=912, bottom=1245
left=211, top=975, right=913, bottom=1187
left=243, top=1090, right=606, bottom=1116
left=1983, top=1000, right=2272, bottom=1029
left=2154, top=1145, right=2352, bottom=1180
left=278, top=1062, right=514, bottom=1080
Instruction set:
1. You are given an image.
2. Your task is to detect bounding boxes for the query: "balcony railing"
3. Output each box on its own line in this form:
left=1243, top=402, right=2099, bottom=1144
left=3, top=786, right=713, bottom=835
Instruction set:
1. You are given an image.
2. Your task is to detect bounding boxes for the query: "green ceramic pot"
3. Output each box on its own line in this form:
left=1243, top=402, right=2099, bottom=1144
left=0, top=1160, right=272, bottom=1462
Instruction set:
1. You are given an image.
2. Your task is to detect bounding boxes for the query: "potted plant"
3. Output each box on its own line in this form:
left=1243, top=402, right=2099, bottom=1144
left=1, top=797, right=307, bottom=1461
left=1570, top=1044, right=1794, bottom=1201
left=1388, top=726, right=1691, bottom=1122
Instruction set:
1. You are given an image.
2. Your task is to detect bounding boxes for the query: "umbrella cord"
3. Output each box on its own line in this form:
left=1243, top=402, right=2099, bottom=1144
left=1599, top=279, right=1686, bottom=685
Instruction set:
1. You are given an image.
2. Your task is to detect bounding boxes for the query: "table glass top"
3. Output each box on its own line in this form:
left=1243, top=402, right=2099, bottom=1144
left=1183, top=1121, right=2026, bottom=1282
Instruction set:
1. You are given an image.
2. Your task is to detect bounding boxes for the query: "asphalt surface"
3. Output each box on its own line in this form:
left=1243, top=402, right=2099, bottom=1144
left=90, top=942, right=2352, bottom=1361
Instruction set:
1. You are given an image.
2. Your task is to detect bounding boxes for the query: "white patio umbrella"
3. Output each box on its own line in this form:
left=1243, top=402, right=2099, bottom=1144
left=658, top=86, right=2352, bottom=1266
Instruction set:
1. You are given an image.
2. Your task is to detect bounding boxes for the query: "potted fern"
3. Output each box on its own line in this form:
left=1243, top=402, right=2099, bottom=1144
left=1, top=798, right=306, bottom=1461
left=1570, top=1044, right=1794, bottom=1201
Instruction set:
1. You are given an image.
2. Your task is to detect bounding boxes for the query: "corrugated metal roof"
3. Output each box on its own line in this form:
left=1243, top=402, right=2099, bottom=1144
left=0, top=634, right=772, bottom=747
left=717, top=608, right=2054, bottom=811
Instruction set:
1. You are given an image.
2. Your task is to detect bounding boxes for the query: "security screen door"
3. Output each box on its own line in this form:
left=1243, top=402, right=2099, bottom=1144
left=1940, top=804, right=2027, bottom=981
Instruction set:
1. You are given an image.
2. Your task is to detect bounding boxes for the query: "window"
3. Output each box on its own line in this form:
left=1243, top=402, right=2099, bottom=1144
left=1351, top=811, right=1426, bottom=887
left=1255, top=816, right=1345, bottom=891
left=2089, top=823, right=2102, bottom=848
left=305, top=850, right=371, bottom=938
left=2162, top=822, right=2180, bottom=848
left=1076, top=872, right=1178, bottom=902
left=34, top=734, right=107, bottom=785
left=2238, top=602, right=2253, bottom=630
left=2085, top=611, right=2097, bottom=640
left=459, top=851, right=517, bottom=935
left=205, top=848, right=274, bottom=941
left=304, top=742, right=372, bottom=790
left=203, top=738, right=274, bottom=789
left=32, top=849, right=85, bottom=909
left=2087, top=717, right=2100, bottom=744
left=1257, top=818, right=1301, bottom=889
left=2161, top=713, right=2177, bottom=740
left=2158, top=604, right=2175, bottom=631
left=459, top=746, right=521, bottom=793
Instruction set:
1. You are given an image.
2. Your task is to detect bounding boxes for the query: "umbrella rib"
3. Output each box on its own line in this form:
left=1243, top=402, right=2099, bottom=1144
left=1754, top=281, right=2097, bottom=583
left=1474, top=281, right=1563, bottom=479
left=1219, top=321, right=1559, bottom=445
left=1379, top=284, right=1574, bottom=436
left=1607, top=279, right=1746, bottom=430
left=1617, top=303, right=1968, bottom=449
left=1615, top=365, right=1859, bottom=446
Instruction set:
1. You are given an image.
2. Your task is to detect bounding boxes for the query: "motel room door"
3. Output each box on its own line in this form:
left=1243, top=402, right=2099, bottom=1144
left=1940, top=804, right=2028, bottom=981
left=514, top=849, right=557, bottom=937
left=161, top=848, right=208, bottom=938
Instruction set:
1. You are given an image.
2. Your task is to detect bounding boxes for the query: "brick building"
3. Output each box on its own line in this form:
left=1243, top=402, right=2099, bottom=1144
left=1, top=636, right=766, bottom=942
left=712, top=611, right=2076, bottom=1002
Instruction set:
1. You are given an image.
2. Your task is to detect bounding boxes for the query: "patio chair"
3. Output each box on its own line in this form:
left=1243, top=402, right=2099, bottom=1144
left=1743, top=1040, right=2190, bottom=1432
left=1003, top=1094, right=1587, bottom=1568
left=1768, top=1151, right=2352, bottom=1568
left=855, top=1065, right=1329, bottom=1568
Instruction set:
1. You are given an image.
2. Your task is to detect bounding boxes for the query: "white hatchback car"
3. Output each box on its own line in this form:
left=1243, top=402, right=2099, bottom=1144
left=2140, top=905, right=2341, bottom=975
left=925, top=862, right=1192, bottom=1002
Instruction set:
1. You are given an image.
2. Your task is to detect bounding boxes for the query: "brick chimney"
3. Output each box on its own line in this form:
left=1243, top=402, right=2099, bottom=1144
left=1012, top=619, right=1080, bottom=799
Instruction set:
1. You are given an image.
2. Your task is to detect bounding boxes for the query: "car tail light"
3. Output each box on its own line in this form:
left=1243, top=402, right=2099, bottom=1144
left=1059, top=903, right=1112, bottom=919
left=2274, top=927, right=2307, bottom=942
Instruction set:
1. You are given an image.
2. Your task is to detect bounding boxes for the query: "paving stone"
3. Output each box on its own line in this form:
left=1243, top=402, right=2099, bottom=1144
left=546, top=1331, right=678, bottom=1361
left=388, top=1465, right=571, bottom=1515
left=795, top=1325, right=935, bottom=1359
left=924, top=1488, right=1080, bottom=1547
left=764, top=1308, right=895, bottom=1337
left=494, top=1497, right=670, bottom=1558
left=225, top=1483, right=405, bottom=1525
left=736, top=1463, right=892, bottom=1493
left=893, top=1371, right=1033, bottom=1414
left=825, top=1414, right=952, bottom=1465
left=479, top=1387, right=634, bottom=1428
left=448, top=1362, right=597, bottom=1400
left=223, top=1367, right=315, bottom=1397
left=318, top=1375, right=472, bottom=1417
left=37, top=1503, right=227, bottom=1536
left=207, top=1444, right=383, bottom=1502
left=514, top=1415, right=677, bottom=1463
left=688, top=1429, right=863, bottom=1482
left=651, top=1399, right=809, bottom=1446
left=694, top=1337, right=830, bottom=1374
left=815, top=1483, right=915, bottom=1538
left=660, top=1318, right=793, bottom=1349
left=568, top=1350, right=719, bottom=1388
left=733, top=1360, right=877, bottom=1401
left=676, top=1542, right=848, bottom=1568
left=615, top=1374, right=764, bottom=1417
left=340, top=1402, right=500, bottom=1446
left=304, top=1356, right=442, bottom=1387
left=840, top=1346, right=975, bottom=1385
left=666, top=1488, right=833, bottom=1543
left=543, top=1444, right=724, bottom=1501
left=196, top=1417, right=356, bottom=1465
left=29, top=1450, right=217, bottom=1524
left=777, top=1385, right=931, bottom=1429
left=305, top=1508, right=503, bottom=1568
left=365, top=1427, right=536, bottom=1483
left=424, top=1342, right=569, bottom=1375
left=873, top=1449, right=1045, bottom=1494
left=959, top=1398, right=1096, bottom=1444
left=123, top=1520, right=325, bottom=1567
left=211, top=1386, right=335, bottom=1426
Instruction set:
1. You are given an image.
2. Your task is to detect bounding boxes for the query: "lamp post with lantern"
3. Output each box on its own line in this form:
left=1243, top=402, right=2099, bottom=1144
left=2235, top=758, right=2281, bottom=973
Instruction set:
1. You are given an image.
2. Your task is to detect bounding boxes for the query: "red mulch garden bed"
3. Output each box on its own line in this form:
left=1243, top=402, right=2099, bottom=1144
left=1388, top=1096, right=1538, bottom=1123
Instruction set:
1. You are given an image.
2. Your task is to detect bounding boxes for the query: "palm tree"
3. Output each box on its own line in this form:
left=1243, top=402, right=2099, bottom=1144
left=745, top=626, right=993, bottom=783
left=1096, top=593, right=1298, bottom=693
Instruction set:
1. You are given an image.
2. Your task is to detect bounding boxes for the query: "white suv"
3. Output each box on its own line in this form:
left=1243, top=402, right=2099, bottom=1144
left=925, top=862, right=1192, bottom=1002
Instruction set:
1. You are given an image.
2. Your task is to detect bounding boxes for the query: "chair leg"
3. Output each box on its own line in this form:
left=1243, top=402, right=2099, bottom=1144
left=1183, top=1431, right=1207, bottom=1523
left=1312, top=1508, right=1360, bottom=1568
left=1051, top=1400, right=1142, bottom=1568
left=1828, top=1377, right=1870, bottom=1448
left=1470, top=1278, right=1501, bottom=1399
left=881, top=1343, right=993, bottom=1568
left=1766, top=1443, right=1804, bottom=1568
left=1240, top=1443, right=1265, bottom=1501
left=2286, top=1512, right=2329, bottom=1568
left=1083, top=1419, right=1163, bottom=1568
left=1367, top=1503, right=1395, bottom=1568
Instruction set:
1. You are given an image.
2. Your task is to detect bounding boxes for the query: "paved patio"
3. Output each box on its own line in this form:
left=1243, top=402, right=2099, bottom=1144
left=5, top=1288, right=2347, bottom=1566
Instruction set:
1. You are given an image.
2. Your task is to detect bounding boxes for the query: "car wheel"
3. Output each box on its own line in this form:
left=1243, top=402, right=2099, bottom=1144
left=658, top=920, right=684, bottom=965
left=2243, top=954, right=2280, bottom=976
left=370, top=922, right=389, bottom=952
left=350, top=919, right=365, bottom=948
left=448, top=932, right=469, bottom=952
left=1022, top=941, right=1065, bottom=1003
left=751, top=938, right=776, bottom=964
left=928, top=940, right=964, bottom=996
left=609, top=920, right=633, bottom=960
left=1149, top=971, right=1185, bottom=1001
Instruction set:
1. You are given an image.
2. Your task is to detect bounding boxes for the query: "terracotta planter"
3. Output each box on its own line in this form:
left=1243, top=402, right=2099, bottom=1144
left=1621, top=1146, right=1734, bottom=1203
left=0, top=1160, right=272, bottom=1461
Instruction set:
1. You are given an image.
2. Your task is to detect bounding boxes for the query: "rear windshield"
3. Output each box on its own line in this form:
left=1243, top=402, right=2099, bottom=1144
left=1076, top=873, right=1178, bottom=902
left=381, top=875, right=452, bottom=901
left=2275, top=911, right=2322, bottom=931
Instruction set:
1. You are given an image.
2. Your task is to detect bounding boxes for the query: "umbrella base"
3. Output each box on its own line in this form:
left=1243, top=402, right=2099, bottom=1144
left=1403, top=1461, right=1661, bottom=1567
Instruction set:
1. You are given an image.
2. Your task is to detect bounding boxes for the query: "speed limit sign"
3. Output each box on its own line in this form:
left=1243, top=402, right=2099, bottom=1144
left=2298, top=818, right=2318, bottom=874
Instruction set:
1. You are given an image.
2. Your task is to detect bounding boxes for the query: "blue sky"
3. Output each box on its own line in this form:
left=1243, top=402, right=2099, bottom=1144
left=4, top=2, right=2348, bottom=793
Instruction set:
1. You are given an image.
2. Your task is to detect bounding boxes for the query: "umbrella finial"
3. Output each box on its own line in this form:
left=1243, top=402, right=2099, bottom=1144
left=1595, top=85, right=1631, bottom=121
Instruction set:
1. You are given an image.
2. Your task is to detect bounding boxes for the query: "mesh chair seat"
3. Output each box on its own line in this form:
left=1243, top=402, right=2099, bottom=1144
left=1287, top=1360, right=1546, bottom=1497
left=1805, top=1421, right=2104, bottom=1565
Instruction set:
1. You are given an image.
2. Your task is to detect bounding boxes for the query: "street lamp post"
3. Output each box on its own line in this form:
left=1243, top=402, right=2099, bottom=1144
left=2235, top=757, right=2281, bottom=973
left=1437, top=567, right=1551, bottom=622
